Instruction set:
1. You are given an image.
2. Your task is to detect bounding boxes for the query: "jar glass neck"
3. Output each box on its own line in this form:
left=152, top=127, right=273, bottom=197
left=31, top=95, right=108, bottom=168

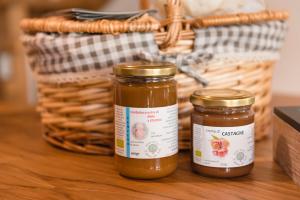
left=194, top=105, right=252, bottom=115
left=116, top=76, right=174, bottom=83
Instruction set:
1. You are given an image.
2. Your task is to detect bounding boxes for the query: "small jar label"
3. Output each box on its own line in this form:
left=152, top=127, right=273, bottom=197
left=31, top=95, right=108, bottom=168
left=115, top=104, right=178, bottom=159
left=193, top=123, right=254, bottom=168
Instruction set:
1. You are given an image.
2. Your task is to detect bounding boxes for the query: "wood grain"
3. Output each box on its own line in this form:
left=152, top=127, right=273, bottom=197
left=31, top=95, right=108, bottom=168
left=0, top=96, right=299, bottom=200
left=273, top=115, right=300, bottom=185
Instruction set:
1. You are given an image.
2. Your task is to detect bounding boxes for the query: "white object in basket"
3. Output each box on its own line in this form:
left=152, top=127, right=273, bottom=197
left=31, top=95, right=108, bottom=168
left=156, top=0, right=266, bottom=17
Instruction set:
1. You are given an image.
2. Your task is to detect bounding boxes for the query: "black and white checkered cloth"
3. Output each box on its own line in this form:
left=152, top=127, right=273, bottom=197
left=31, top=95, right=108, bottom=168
left=194, top=20, right=287, bottom=54
left=23, top=20, right=287, bottom=84
left=23, top=32, right=159, bottom=75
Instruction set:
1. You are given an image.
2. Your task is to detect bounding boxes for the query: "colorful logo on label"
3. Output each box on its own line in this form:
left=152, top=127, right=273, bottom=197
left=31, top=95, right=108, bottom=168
left=145, top=142, right=160, bottom=157
left=148, top=144, right=158, bottom=153
left=211, top=135, right=230, bottom=158
left=233, top=149, right=247, bottom=165
left=132, top=123, right=148, bottom=140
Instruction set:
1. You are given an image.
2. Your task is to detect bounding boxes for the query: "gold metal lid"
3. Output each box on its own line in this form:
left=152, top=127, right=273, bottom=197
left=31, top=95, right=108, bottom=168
left=190, top=89, right=255, bottom=107
left=113, top=62, right=176, bottom=77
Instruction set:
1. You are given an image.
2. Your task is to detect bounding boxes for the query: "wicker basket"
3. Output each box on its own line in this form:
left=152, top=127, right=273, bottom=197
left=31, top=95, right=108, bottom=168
left=20, top=0, right=288, bottom=155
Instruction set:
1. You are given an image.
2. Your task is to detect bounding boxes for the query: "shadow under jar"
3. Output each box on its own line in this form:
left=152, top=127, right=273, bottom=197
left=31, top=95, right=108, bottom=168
left=190, top=89, right=255, bottom=178
left=114, top=62, right=178, bottom=179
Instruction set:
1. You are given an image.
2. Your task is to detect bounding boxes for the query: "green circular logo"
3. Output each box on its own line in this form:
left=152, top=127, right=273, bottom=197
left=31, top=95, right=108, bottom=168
left=236, top=152, right=245, bottom=161
left=148, top=144, right=158, bottom=153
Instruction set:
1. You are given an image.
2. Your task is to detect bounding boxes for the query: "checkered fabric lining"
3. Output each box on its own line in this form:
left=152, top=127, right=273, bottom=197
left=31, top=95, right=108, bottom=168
left=23, top=32, right=159, bottom=75
left=194, top=20, right=287, bottom=54
left=22, top=20, right=287, bottom=82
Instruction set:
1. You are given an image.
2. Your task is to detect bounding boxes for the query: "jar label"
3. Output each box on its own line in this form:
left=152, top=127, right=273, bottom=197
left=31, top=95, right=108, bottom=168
left=193, top=123, right=254, bottom=168
left=115, top=104, right=178, bottom=159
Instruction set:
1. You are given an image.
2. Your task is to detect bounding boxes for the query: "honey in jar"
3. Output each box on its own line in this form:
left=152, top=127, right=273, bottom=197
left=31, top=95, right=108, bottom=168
left=190, top=89, right=255, bottom=178
left=113, top=62, right=178, bottom=179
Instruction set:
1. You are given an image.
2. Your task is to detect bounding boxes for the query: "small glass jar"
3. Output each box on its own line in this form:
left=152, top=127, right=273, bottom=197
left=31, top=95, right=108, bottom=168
left=113, top=62, right=178, bottom=179
left=190, top=89, right=255, bottom=178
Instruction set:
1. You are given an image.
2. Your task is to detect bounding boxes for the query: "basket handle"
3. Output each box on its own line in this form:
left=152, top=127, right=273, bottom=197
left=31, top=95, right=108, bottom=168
left=140, top=0, right=151, bottom=10
left=140, top=0, right=183, bottom=49
left=161, top=0, right=183, bottom=49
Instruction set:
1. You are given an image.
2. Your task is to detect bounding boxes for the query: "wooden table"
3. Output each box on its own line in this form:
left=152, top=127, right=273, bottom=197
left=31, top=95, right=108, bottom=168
left=0, top=95, right=300, bottom=200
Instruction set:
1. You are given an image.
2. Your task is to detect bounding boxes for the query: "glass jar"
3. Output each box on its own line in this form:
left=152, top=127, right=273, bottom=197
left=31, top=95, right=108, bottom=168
left=113, top=62, right=178, bottom=179
left=190, top=89, right=255, bottom=178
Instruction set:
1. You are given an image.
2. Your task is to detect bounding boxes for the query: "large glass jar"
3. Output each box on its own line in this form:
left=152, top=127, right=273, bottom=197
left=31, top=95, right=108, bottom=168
left=113, top=62, right=178, bottom=179
left=190, top=89, right=255, bottom=178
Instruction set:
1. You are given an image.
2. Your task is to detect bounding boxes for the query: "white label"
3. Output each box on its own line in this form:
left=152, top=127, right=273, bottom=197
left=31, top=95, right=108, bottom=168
left=115, top=104, right=178, bottom=159
left=193, top=123, right=254, bottom=168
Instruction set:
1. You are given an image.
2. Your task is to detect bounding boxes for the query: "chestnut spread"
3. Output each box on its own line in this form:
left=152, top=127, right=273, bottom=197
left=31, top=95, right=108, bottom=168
left=190, top=89, right=255, bottom=178
left=114, top=62, right=178, bottom=179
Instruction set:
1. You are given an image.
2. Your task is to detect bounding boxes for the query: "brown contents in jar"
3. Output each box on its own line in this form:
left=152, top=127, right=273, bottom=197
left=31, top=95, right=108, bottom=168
left=190, top=89, right=255, bottom=178
left=114, top=62, right=178, bottom=179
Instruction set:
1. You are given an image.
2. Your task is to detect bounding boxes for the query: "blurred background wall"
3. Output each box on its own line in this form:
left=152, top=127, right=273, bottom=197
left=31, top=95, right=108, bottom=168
left=268, top=0, right=300, bottom=96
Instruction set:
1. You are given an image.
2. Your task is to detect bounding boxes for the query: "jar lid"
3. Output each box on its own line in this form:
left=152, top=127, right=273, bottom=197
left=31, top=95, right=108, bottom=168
left=190, top=89, right=255, bottom=107
left=113, top=62, right=176, bottom=77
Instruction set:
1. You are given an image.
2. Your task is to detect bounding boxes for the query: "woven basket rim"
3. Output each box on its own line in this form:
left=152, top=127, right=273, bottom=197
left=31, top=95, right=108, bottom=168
left=20, top=10, right=288, bottom=33
left=20, top=4, right=288, bottom=50
left=20, top=0, right=289, bottom=48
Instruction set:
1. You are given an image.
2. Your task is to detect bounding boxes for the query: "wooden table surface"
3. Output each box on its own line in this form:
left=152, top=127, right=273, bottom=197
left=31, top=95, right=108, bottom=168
left=0, top=95, right=299, bottom=200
